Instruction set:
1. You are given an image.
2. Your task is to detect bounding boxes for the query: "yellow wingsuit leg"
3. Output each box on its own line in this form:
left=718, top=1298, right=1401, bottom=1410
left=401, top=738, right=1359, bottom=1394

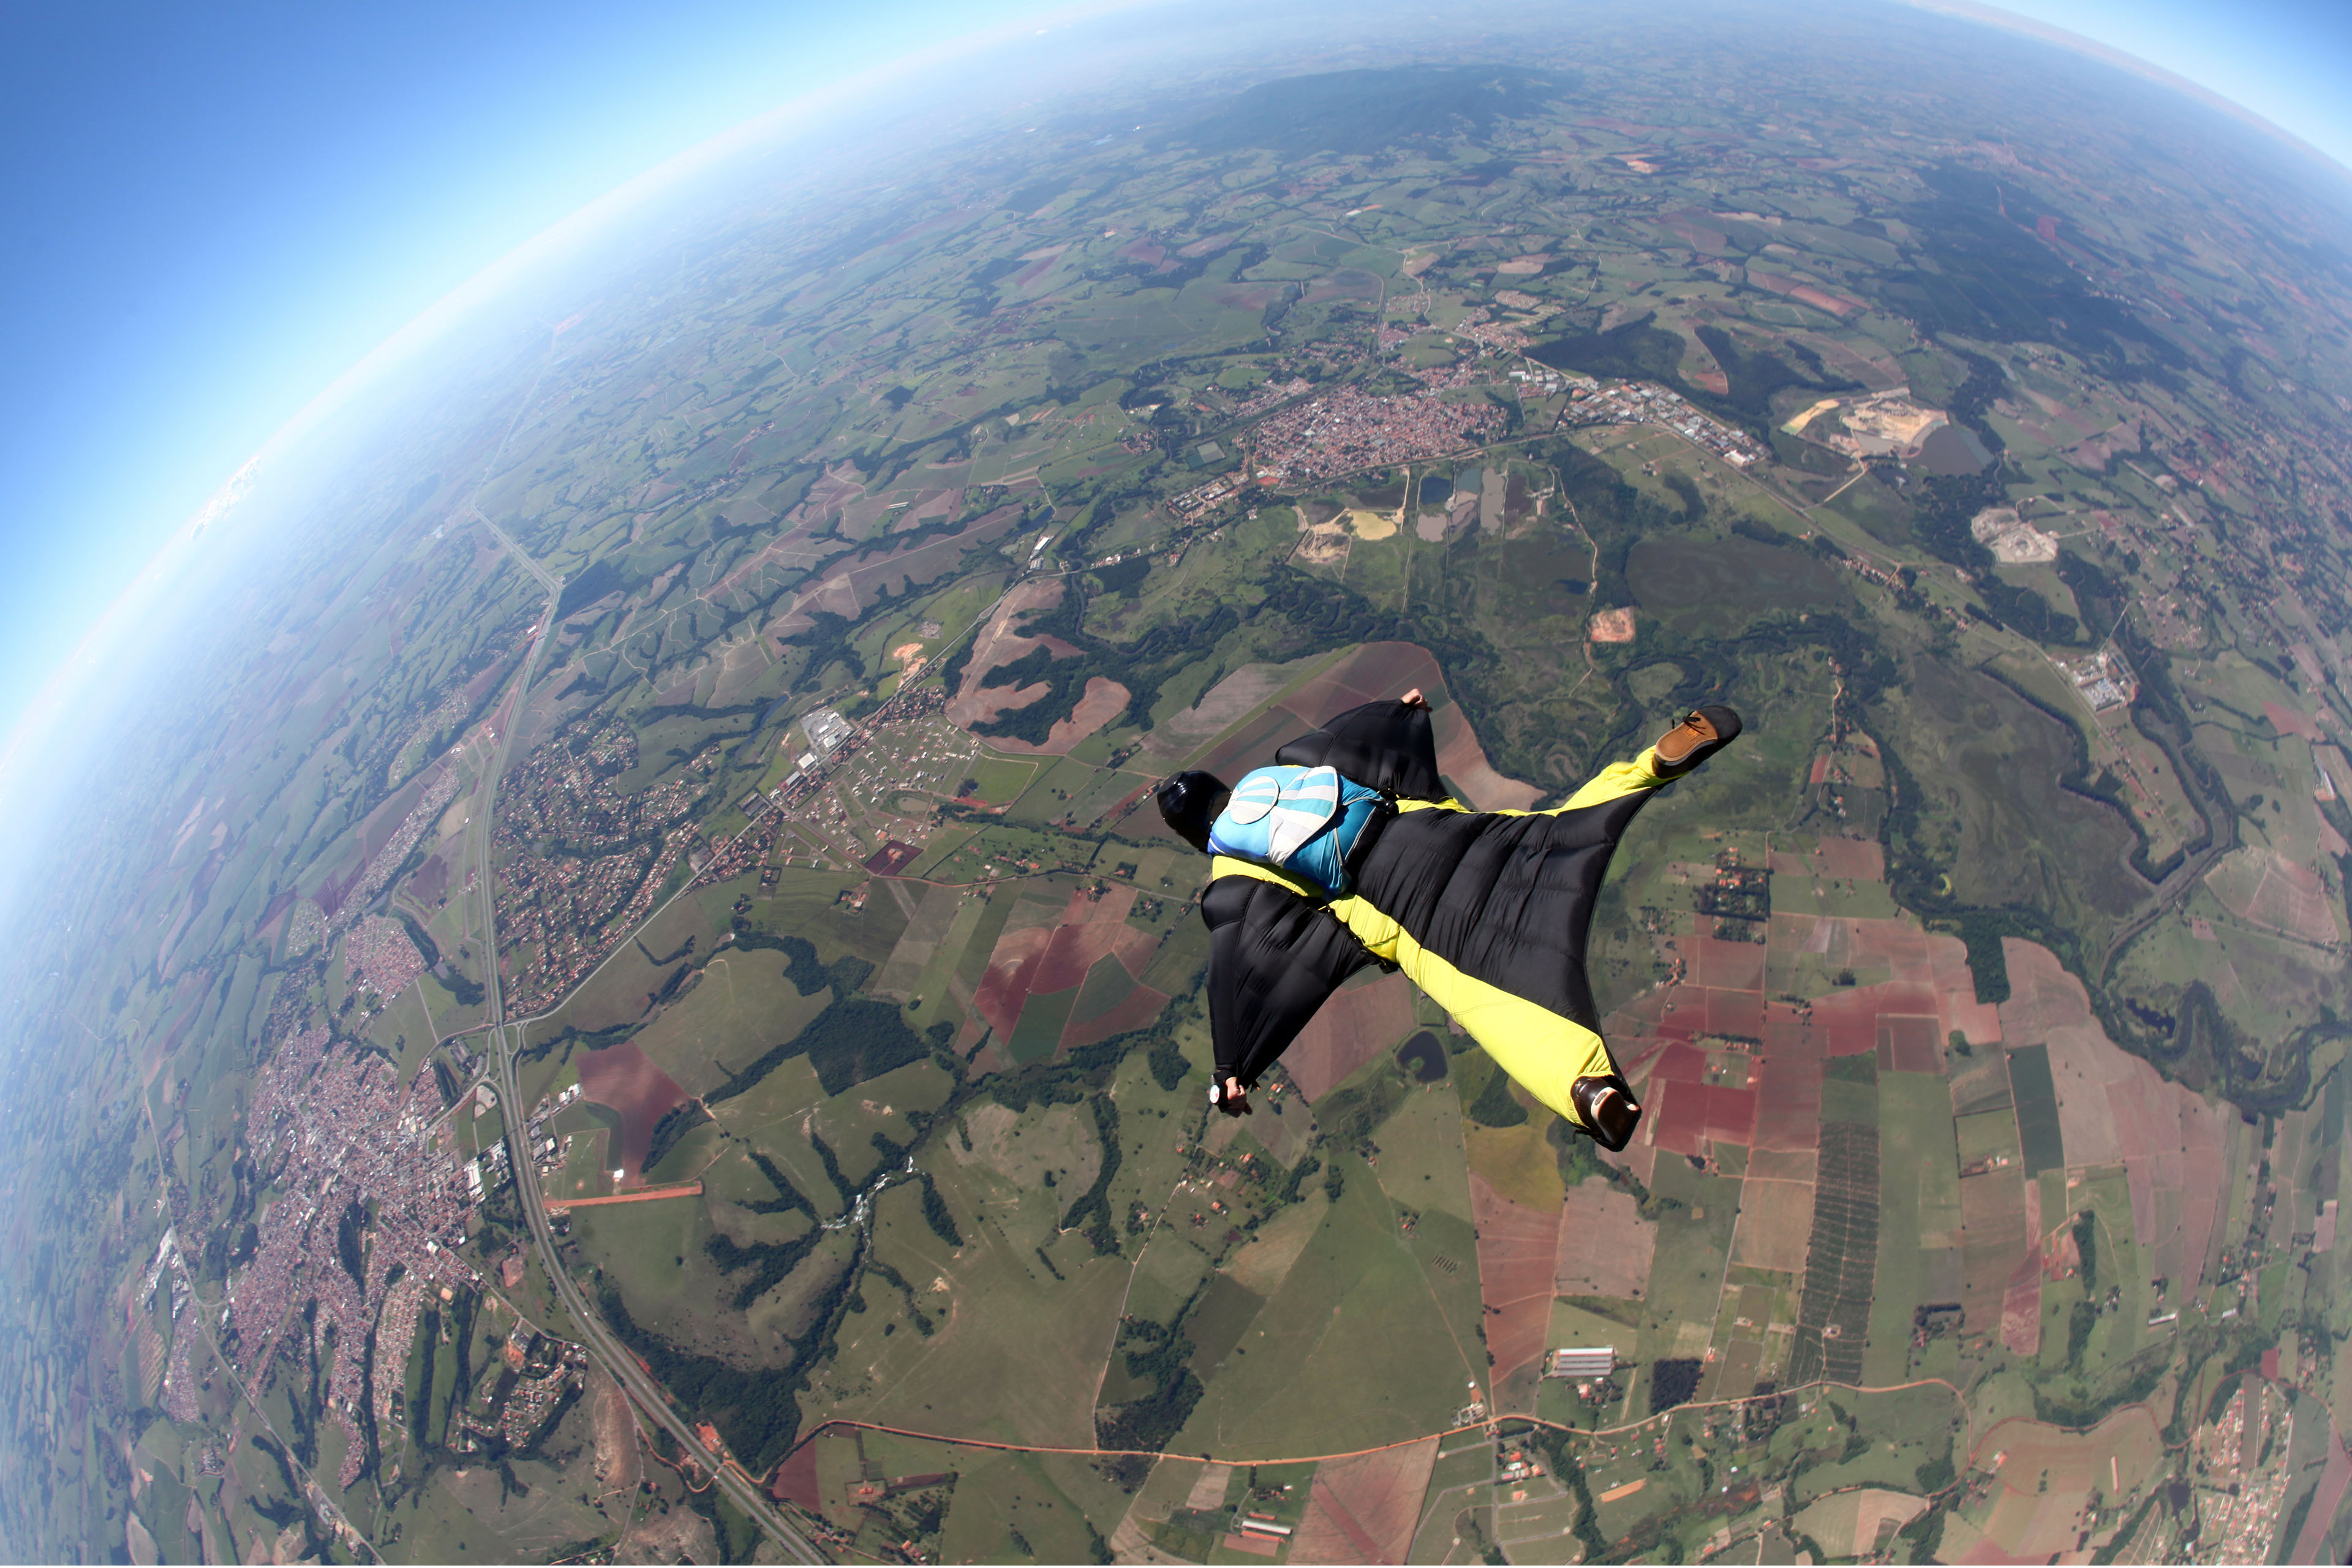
left=1329, top=897, right=1618, bottom=1127
left=1325, top=745, right=1686, bottom=1132
left=1555, top=745, right=1679, bottom=811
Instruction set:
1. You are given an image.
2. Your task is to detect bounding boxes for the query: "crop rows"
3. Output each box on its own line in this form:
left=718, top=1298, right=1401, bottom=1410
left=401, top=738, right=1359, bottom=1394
left=1788, top=1120, right=1880, bottom=1386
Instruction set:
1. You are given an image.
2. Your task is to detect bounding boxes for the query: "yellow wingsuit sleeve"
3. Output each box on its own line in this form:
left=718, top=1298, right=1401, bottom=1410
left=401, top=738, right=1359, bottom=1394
left=1332, top=745, right=1683, bottom=1129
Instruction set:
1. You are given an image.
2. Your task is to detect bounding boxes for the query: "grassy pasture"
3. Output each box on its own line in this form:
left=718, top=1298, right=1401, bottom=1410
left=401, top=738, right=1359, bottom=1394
left=1865, top=1073, right=1961, bottom=1384
left=1172, top=1152, right=1477, bottom=1457
left=1367, top=1086, right=1475, bottom=1224
left=831, top=1172, right=1129, bottom=1448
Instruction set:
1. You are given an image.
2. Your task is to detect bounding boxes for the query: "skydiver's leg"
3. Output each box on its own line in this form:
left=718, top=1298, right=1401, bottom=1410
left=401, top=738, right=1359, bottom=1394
left=1526, top=707, right=1742, bottom=1148
left=1341, top=888, right=1643, bottom=1149
left=1548, top=706, right=1744, bottom=814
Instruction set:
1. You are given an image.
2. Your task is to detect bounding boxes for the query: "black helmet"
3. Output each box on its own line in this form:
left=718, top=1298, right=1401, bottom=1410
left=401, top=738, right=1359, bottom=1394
left=1155, top=771, right=1229, bottom=853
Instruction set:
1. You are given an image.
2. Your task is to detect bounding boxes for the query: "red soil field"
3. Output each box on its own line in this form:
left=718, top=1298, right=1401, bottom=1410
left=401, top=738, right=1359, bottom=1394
left=1687, top=934, right=1765, bottom=991
left=970, top=886, right=1155, bottom=1038
left=578, top=1041, right=692, bottom=1185
left=1649, top=1041, right=1709, bottom=1082
left=1641, top=1077, right=1758, bottom=1158
left=1730, top=1178, right=1815, bottom=1273
left=1208, top=283, right=1286, bottom=310
left=862, top=840, right=923, bottom=875
left=1653, top=983, right=1770, bottom=1044
left=1662, top=209, right=1732, bottom=254
left=2206, top=849, right=2337, bottom=942
left=2263, top=701, right=2324, bottom=741
left=310, top=756, right=465, bottom=917
left=1271, top=643, right=1540, bottom=810
left=1060, top=974, right=1170, bottom=1051
left=1811, top=836, right=1885, bottom=881
left=1790, top=284, right=1864, bottom=317
left=1291, top=1439, right=1439, bottom=1564
left=1643, top=1080, right=1707, bottom=1158
left=309, top=858, right=366, bottom=922
left=1824, top=982, right=1932, bottom=1041
left=769, top=1442, right=821, bottom=1509
left=1877, top=1014, right=1944, bottom=1074
left=1754, top=1052, right=1825, bottom=1155
left=1191, top=705, right=1317, bottom=789
left=460, top=654, right=516, bottom=711
left=1964, top=1409, right=2167, bottom=1562
left=1635, top=1038, right=1762, bottom=1155
left=1958, top=1160, right=2030, bottom=1334
left=1999, top=1250, right=2043, bottom=1356
left=1010, top=254, right=1058, bottom=288
left=1470, top=1174, right=1562, bottom=1414
left=1999, top=940, right=2225, bottom=1293
left=1695, top=1082, right=1758, bottom=1145
left=254, top=888, right=295, bottom=940
left=1745, top=267, right=1864, bottom=317
left=1639, top=913, right=2000, bottom=1163
left=943, top=577, right=1081, bottom=728
left=1284, top=973, right=1417, bottom=1101
left=975, top=676, right=1133, bottom=756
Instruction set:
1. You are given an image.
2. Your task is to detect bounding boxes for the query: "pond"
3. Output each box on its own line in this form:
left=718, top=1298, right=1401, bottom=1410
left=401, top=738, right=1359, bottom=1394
left=1396, top=1030, right=1447, bottom=1083
left=1912, top=422, right=1992, bottom=475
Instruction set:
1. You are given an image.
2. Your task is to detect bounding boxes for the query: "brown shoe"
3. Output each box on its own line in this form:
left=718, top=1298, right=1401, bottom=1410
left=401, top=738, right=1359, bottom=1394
left=1653, top=704, right=1743, bottom=771
left=1570, top=1075, right=1642, bottom=1152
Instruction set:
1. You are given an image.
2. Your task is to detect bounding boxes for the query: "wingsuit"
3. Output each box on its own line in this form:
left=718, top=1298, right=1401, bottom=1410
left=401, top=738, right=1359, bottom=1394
left=1155, top=698, right=1741, bottom=1152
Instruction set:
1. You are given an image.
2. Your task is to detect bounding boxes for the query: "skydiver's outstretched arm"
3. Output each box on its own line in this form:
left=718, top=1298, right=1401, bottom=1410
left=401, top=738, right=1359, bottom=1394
left=1274, top=696, right=1447, bottom=801
left=1200, top=869, right=1379, bottom=1114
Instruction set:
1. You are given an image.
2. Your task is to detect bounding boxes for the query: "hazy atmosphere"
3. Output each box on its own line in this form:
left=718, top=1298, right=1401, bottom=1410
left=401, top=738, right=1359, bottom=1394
left=6, top=1, right=2352, bottom=1561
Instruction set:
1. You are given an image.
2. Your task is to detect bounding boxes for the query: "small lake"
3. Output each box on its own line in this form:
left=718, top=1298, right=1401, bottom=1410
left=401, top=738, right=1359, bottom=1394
left=1912, top=423, right=1992, bottom=475
left=1396, top=1030, right=1447, bottom=1083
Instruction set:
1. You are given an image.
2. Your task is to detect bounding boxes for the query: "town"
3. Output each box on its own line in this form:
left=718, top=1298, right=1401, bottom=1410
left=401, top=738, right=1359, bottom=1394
left=226, top=1020, right=480, bottom=1487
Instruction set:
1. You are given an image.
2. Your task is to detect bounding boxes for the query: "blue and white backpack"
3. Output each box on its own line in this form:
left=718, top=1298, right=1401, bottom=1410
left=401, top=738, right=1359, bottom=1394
left=1207, top=764, right=1388, bottom=899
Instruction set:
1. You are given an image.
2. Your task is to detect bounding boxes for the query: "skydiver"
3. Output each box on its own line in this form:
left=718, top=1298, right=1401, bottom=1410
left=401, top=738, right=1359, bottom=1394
left=1155, top=691, right=1741, bottom=1151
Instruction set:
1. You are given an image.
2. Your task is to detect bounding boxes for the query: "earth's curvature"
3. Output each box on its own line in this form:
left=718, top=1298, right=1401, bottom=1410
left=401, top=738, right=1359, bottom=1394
left=10, top=2, right=2352, bottom=1561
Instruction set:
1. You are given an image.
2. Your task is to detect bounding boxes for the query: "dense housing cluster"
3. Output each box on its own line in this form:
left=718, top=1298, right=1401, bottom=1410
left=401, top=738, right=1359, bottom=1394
left=1246, top=384, right=1506, bottom=485
left=228, top=1026, right=477, bottom=1487
left=348, top=915, right=426, bottom=1000
left=492, top=723, right=712, bottom=1012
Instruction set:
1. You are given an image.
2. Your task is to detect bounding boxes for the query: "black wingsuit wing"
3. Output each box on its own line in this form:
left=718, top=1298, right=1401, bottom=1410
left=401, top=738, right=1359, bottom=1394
left=1273, top=697, right=1448, bottom=801
left=1203, top=699, right=1444, bottom=1088
left=1202, top=875, right=1376, bottom=1087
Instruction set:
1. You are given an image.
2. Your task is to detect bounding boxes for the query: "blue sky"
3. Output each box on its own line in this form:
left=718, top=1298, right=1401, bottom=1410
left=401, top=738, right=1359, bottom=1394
left=1, top=0, right=2348, bottom=748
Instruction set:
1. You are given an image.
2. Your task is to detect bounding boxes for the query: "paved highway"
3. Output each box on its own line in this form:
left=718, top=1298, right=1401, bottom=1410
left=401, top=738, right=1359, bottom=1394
left=464, top=518, right=830, bottom=1563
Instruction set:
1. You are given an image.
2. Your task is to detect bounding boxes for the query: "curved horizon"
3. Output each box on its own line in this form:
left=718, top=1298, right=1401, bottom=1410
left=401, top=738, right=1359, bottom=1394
left=4, top=0, right=2348, bottom=831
